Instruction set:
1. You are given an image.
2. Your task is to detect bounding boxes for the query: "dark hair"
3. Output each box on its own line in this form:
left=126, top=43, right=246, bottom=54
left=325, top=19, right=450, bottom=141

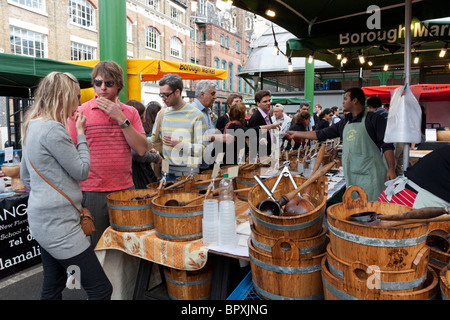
left=295, top=111, right=311, bottom=126
left=319, top=108, right=333, bottom=120
left=159, top=73, right=183, bottom=92
left=367, top=96, right=382, bottom=109
left=229, top=102, right=246, bottom=125
left=91, top=60, right=124, bottom=93
left=125, top=99, right=145, bottom=116
left=143, top=101, right=162, bottom=134
left=345, top=87, right=365, bottom=105
left=331, top=106, right=339, bottom=112
left=254, top=90, right=271, bottom=103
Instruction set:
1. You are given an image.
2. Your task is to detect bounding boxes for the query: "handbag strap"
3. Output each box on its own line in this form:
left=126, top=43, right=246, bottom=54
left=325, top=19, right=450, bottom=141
left=29, top=160, right=81, bottom=214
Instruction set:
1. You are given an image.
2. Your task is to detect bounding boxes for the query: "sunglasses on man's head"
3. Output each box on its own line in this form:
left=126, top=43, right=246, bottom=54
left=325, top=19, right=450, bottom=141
left=94, top=79, right=115, bottom=88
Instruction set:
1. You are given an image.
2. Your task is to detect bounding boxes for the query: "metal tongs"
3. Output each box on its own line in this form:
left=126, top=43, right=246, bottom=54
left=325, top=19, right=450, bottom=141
left=270, top=161, right=301, bottom=198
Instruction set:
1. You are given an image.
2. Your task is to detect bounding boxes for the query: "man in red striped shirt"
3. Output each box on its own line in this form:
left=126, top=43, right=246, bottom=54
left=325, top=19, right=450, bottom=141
left=68, top=61, right=147, bottom=246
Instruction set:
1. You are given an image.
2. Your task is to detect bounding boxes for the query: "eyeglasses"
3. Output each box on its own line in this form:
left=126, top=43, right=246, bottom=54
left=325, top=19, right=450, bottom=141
left=94, top=79, right=115, bottom=88
left=159, top=89, right=176, bottom=99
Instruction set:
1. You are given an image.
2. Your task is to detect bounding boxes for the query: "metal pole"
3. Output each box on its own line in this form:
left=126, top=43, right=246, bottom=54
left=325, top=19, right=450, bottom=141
left=403, top=0, right=412, bottom=173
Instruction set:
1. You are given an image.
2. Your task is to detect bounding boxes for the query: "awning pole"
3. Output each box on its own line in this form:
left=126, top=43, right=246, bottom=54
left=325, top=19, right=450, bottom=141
left=403, top=0, right=412, bottom=173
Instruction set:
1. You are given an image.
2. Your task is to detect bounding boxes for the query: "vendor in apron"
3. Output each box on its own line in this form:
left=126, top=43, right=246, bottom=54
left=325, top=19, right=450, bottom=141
left=285, top=88, right=396, bottom=201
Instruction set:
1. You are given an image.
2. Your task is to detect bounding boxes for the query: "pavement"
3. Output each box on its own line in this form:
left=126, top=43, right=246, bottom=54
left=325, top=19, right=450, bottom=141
left=0, top=263, right=87, bottom=300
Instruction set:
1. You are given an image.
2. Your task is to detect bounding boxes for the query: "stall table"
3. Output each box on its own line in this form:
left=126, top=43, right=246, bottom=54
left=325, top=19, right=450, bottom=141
left=95, top=170, right=346, bottom=300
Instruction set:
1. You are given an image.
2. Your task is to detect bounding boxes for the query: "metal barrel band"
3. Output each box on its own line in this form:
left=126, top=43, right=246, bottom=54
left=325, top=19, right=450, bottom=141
left=327, top=220, right=428, bottom=248
left=441, top=288, right=449, bottom=300
left=235, top=180, right=256, bottom=186
left=250, top=235, right=325, bottom=255
left=167, top=292, right=210, bottom=300
left=321, top=275, right=361, bottom=300
left=326, top=259, right=427, bottom=291
left=428, top=256, right=449, bottom=269
left=152, top=208, right=203, bottom=218
left=252, top=282, right=324, bottom=300
left=107, top=203, right=152, bottom=210
left=155, top=230, right=202, bottom=240
left=165, top=275, right=212, bottom=286
left=249, top=253, right=322, bottom=274
left=110, top=222, right=154, bottom=231
left=250, top=210, right=322, bottom=232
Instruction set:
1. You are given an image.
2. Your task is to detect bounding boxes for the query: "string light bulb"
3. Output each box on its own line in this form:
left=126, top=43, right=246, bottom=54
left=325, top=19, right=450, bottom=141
left=265, top=9, right=275, bottom=17
left=439, top=43, right=448, bottom=58
left=341, top=56, right=348, bottom=64
left=383, top=64, right=389, bottom=71
left=337, top=49, right=343, bottom=60
left=413, top=54, right=419, bottom=64
left=308, top=51, right=314, bottom=64
left=368, top=61, right=373, bottom=66
left=288, top=57, right=293, bottom=72
left=358, top=49, right=365, bottom=64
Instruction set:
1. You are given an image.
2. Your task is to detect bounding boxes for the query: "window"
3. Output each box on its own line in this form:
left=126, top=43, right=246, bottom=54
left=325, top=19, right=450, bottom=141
left=201, top=31, right=206, bottom=42
left=248, top=46, right=251, bottom=57
left=214, top=57, right=220, bottom=89
left=228, top=62, right=233, bottom=91
left=225, top=36, right=229, bottom=48
left=170, top=37, right=182, bottom=58
left=127, top=19, right=132, bottom=42
left=221, top=60, right=227, bottom=91
left=236, top=41, right=240, bottom=53
left=146, top=0, right=159, bottom=11
left=146, top=27, right=160, bottom=51
left=11, top=0, right=45, bottom=11
left=71, top=41, right=96, bottom=60
left=69, top=0, right=96, bottom=29
left=171, top=7, right=183, bottom=23
left=220, top=34, right=224, bottom=47
left=238, top=65, right=242, bottom=93
left=10, top=26, right=47, bottom=58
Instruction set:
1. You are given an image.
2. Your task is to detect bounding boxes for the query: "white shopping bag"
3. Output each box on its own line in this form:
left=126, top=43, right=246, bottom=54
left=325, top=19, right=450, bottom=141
left=384, top=85, right=422, bottom=144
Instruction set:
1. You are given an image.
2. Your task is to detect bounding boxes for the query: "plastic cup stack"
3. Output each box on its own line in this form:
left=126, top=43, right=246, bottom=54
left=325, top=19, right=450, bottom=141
left=218, top=200, right=237, bottom=249
left=202, top=199, right=219, bottom=246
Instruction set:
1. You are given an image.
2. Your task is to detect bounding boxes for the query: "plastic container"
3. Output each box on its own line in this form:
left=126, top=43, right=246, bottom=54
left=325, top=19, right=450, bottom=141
left=219, top=173, right=234, bottom=201
left=219, top=200, right=236, bottom=249
left=12, top=151, right=20, bottom=164
left=202, top=199, right=219, bottom=246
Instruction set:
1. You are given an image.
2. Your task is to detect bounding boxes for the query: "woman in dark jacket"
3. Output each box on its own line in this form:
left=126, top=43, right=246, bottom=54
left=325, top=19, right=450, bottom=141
left=284, top=111, right=311, bottom=150
left=315, top=108, right=333, bottom=131
left=223, top=102, right=280, bottom=164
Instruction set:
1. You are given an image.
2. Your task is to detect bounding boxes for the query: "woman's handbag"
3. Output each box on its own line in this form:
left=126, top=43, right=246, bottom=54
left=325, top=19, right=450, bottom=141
left=29, top=161, right=95, bottom=236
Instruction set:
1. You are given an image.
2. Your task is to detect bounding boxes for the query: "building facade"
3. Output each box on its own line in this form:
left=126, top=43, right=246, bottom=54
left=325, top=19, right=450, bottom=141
left=0, top=0, right=257, bottom=110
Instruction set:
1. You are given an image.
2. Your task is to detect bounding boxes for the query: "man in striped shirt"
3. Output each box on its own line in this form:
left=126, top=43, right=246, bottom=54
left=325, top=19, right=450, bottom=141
left=68, top=61, right=148, bottom=246
left=151, top=74, right=207, bottom=180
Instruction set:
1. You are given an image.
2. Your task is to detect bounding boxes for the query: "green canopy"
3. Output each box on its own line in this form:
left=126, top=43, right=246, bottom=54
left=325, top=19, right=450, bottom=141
left=232, top=0, right=450, bottom=39
left=243, top=96, right=310, bottom=105
left=0, top=53, right=94, bottom=98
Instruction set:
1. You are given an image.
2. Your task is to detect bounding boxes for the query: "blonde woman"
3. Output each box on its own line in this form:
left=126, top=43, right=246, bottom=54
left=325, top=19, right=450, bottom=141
left=20, top=72, right=112, bottom=300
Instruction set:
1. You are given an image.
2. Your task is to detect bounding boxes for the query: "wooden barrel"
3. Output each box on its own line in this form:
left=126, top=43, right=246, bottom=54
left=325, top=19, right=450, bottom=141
left=427, top=228, right=450, bottom=274
left=152, top=193, right=203, bottom=241
left=327, top=185, right=429, bottom=271
left=235, top=170, right=258, bottom=201
left=250, top=217, right=327, bottom=258
left=183, top=174, right=221, bottom=193
left=440, top=266, right=450, bottom=300
left=249, top=237, right=325, bottom=300
left=325, top=244, right=430, bottom=293
left=146, top=181, right=185, bottom=193
left=248, top=175, right=327, bottom=239
left=164, top=260, right=213, bottom=300
left=107, top=189, right=155, bottom=232
left=322, top=256, right=440, bottom=300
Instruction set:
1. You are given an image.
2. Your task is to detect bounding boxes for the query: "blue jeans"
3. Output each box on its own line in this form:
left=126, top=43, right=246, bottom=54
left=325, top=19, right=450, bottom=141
left=40, top=246, right=112, bottom=300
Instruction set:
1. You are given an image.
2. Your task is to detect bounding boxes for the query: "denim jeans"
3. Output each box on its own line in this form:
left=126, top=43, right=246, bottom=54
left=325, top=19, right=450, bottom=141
left=40, top=246, right=112, bottom=300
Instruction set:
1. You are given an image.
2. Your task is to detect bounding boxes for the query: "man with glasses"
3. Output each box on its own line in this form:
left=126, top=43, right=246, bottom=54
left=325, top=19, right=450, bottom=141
left=151, top=74, right=207, bottom=180
left=68, top=60, right=147, bottom=247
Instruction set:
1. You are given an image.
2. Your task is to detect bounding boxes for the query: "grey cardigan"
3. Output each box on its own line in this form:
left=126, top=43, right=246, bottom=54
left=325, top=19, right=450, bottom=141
left=21, top=118, right=91, bottom=259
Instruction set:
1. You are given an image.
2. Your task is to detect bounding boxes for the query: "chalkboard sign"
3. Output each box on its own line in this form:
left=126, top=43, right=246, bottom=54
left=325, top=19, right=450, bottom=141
left=0, top=194, right=41, bottom=279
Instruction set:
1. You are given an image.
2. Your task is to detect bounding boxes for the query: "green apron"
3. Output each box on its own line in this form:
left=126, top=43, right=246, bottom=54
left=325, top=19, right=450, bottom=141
left=342, top=110, right=387, bottom=201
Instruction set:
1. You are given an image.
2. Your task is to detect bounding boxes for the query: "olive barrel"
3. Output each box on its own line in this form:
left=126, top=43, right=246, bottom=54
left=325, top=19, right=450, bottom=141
left=248, top=237, right=325, bottom=300
left=164, top=260, right=213, bottom=300
left=106, top=189, right=155, bottom=232
left=248, top=174, right=327, bottom=239
left=321, top=256, right=440, bottom=300
left=440, top=266, right=450, bottom=300
left=235, top=170, right=258, bottom=201
left=151, top=193, right=203, bottom=241
left=326, top=186, right=430, bottom=271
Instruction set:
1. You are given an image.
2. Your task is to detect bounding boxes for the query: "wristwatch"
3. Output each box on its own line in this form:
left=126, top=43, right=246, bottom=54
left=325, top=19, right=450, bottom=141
left=120, top=118, right=131, bottom=129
